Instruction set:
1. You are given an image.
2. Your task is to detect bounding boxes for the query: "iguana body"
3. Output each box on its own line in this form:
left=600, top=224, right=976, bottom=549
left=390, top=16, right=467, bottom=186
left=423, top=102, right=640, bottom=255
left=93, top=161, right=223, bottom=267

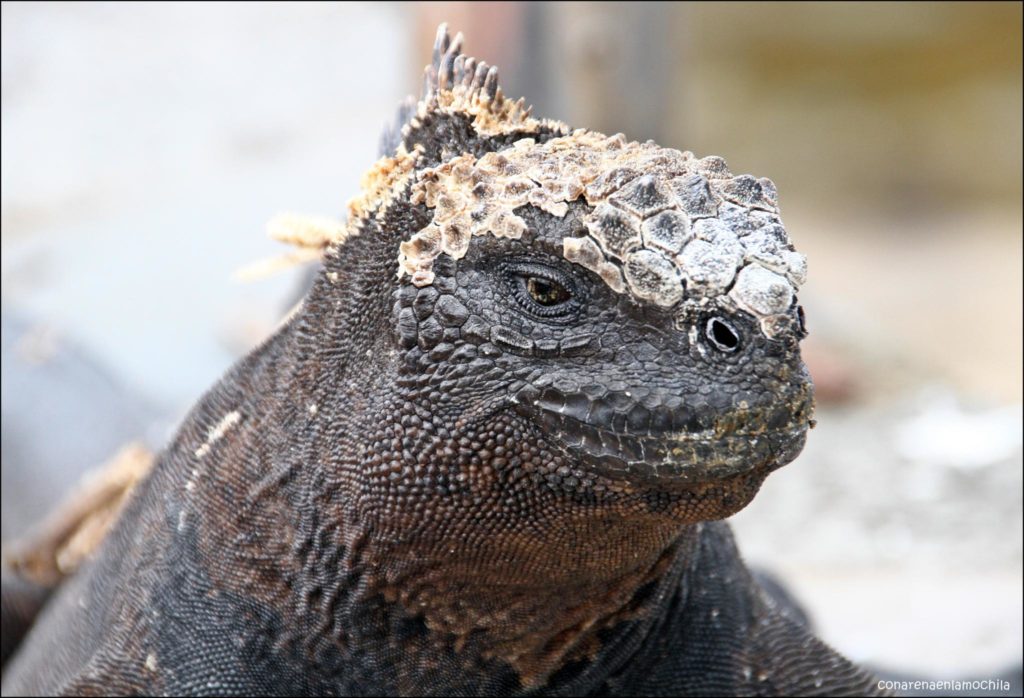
left=3, top=26, right=885, bottom=696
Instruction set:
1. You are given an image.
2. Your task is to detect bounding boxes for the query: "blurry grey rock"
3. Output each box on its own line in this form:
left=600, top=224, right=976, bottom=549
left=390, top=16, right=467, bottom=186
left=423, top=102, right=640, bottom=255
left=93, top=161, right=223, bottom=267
left=1, top=311, right=169, bottom=541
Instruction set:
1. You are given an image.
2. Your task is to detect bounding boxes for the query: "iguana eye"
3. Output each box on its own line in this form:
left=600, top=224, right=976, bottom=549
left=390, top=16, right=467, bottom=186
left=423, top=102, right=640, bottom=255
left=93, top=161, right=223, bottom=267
left=504, top=262, right=580, bottom=320
left=526, top=277, right=571, bottom=306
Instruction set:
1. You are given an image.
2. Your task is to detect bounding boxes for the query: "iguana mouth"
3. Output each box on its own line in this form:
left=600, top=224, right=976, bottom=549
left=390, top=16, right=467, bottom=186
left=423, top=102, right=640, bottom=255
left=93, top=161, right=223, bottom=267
left=516, top=386, right=813, bottom=485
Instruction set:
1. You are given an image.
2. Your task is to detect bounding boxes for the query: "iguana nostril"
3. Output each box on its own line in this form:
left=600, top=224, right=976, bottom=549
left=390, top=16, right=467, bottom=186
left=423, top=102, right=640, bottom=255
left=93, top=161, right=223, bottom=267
left=707, top=316, right=740, bottom=352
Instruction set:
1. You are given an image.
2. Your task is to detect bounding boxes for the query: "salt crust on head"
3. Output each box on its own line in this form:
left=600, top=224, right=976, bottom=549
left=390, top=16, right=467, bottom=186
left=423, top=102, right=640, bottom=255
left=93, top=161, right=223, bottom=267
left=398, top=129, right=807, bottom=336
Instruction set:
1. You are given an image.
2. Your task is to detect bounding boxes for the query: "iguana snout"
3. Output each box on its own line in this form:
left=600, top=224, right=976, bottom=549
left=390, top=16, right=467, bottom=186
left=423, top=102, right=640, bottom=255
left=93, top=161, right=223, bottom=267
left=517, top=368, right=814, bottom=487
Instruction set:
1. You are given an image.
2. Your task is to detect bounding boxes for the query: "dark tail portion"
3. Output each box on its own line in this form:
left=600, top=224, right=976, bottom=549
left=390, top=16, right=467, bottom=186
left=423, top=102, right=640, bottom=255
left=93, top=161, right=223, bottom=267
left=1, top=568, right=52, bottom=669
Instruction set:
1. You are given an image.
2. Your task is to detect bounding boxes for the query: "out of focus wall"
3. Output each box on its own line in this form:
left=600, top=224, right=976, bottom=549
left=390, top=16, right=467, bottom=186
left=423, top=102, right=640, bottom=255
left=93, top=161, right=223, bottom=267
left=678, top=2, right=1021, bottom=212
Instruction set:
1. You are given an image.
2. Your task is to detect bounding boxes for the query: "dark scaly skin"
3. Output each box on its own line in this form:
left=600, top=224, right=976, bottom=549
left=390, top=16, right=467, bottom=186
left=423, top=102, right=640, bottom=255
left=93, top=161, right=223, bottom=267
left=2, top=26, right=886, bottom=698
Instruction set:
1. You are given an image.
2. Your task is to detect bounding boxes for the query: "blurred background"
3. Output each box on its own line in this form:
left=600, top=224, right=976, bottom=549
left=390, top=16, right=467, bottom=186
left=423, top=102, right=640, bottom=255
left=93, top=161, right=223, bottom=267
left=2, top=0, right=1021, bottom=681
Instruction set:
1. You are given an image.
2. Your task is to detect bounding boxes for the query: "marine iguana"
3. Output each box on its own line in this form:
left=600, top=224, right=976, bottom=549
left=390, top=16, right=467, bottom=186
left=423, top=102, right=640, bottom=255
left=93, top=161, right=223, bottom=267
left=2, top=25, right=887, bottom=696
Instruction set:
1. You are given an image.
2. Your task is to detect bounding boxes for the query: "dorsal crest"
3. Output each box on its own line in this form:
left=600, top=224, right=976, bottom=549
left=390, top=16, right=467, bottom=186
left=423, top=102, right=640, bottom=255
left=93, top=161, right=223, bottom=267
left=379, top=24, right=570, bottom=160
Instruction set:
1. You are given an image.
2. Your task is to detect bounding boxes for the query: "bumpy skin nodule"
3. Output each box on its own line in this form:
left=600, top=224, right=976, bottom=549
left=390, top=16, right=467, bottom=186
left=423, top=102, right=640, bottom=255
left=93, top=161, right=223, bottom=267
left=3, top=25, right=886, bottom=697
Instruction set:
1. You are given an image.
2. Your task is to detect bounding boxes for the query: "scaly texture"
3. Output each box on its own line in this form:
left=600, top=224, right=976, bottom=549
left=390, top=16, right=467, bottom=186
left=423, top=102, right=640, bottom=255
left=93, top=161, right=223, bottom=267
left=399, top=130, right=806, bottom=341
left=3, top=24, right=886, bottom=697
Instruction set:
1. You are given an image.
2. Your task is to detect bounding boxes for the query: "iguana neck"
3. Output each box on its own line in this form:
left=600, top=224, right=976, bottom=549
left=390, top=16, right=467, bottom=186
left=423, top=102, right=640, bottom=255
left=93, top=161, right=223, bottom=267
left=348, top=521, right=702, bottom=691
left=200, top=429, right=701, bottom=692
left=177, top=312, right=702, bottom=692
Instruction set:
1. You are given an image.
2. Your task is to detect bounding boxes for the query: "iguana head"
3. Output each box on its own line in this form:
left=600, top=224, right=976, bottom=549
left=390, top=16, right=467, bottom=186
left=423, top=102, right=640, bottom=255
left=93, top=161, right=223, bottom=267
left=302, top=25, right=813, bottom=527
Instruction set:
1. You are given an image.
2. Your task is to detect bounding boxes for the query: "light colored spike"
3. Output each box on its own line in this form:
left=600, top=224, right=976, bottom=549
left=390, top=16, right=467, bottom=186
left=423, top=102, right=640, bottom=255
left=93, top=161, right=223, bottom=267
left=473, top=62, right=489, bottom=89
left=461, top=57, right=476, bottom=86
left=266, top=212, right=346, bottom=250
left=483, top=66, right=499, bottom=99
left=432, top=23, right=450, bottom=66
left=233, top=248, right=323, bottom=282
left=438, top=51, right=455, bottom=90
left=449, top=31, right=464, bottom=59
left=233, top=212, right=347, bottom=282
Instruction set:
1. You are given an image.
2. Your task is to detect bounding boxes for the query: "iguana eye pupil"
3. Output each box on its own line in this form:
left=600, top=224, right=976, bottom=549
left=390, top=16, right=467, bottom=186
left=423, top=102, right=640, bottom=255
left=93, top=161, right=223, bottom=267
left=527, top=277, right=571, bottom=306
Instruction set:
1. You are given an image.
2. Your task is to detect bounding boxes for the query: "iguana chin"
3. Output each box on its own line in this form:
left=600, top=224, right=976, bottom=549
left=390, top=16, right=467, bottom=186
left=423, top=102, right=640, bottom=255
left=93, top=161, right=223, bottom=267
left=2, top=25, right=886, bottom=696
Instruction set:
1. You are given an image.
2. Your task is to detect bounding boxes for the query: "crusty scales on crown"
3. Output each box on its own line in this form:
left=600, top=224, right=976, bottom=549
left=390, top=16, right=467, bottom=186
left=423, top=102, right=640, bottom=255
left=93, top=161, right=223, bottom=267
left=2, top=24, right=888, bottom=697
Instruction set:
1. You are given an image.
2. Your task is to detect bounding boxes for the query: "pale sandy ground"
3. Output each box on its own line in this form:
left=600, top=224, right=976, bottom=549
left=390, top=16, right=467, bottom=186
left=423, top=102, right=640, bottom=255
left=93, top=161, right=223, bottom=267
left=2, top=2, right=1020, bottom=683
